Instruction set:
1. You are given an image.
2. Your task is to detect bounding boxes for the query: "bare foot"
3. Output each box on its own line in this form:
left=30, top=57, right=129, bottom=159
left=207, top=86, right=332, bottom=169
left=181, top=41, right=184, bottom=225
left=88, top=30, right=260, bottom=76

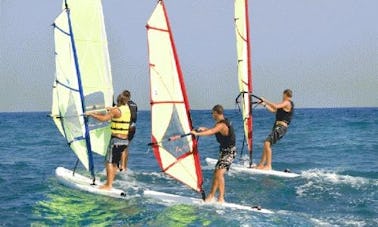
left=256, top=164, right=265, bottom=169
left=264, top=165, right=272, bottom=170
left=99, top=184, right=112, bottom=190
left=262, top=165, right=272, bottom=170
left=204, top=195, right=215, bottom=203
left=217, top=198, right=225, bottom=204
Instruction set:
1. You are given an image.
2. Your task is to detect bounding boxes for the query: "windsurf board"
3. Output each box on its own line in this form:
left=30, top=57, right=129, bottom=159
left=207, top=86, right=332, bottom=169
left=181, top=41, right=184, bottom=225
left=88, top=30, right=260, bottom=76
left=55, top=167, right=126, bottom=199
left=205, top=158, right=300, bottom=178
left=144, top=189, right=273, bottom=214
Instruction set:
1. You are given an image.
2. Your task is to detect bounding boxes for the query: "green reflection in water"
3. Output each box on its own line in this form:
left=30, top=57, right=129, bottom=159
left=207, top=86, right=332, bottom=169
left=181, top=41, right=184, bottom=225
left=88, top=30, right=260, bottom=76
left=147, top=204, right=212, bottom=227
left=32, top=184, right=141, bottom=226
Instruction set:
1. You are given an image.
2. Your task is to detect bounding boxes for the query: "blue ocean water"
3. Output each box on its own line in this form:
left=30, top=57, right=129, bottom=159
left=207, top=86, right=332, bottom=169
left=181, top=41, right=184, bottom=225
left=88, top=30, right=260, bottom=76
left=0, top=108, right=377, bottom=226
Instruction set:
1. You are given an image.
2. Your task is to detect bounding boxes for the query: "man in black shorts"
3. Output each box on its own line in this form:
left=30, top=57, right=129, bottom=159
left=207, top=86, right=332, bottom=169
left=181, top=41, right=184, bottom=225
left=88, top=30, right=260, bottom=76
left=256, top=89, right=294, bottom=170
left=118, top=90, right=138, bottom=171
left=87, top=92, right=131, bottom=190
left=191, top=104, right=236, bottom=203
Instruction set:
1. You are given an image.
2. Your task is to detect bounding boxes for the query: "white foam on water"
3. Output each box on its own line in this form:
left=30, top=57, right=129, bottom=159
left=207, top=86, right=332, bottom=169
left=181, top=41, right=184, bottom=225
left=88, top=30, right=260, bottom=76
left=116, top=177, right=141, bottom=193
left=296, top=181, right=318, bottom=197
left=310, top=217, right=333, bottom=226
left=310, top=216, right=368, bottom=227
left=201, top=164, right=214, bottom=171
left=140, top=171, right=172, bottom=180
left=296, top=168, right=378, bottom=199
left=301, top=169, right=376, bottom=188
left=343, top=219, right=367, bottom=226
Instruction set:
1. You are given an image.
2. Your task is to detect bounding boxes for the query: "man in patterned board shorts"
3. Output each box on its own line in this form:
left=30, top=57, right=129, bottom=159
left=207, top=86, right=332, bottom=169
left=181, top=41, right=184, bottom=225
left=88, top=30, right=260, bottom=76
left=256, top=89, right=294, bottom=170
left=191, top=104, right=236, bottom=203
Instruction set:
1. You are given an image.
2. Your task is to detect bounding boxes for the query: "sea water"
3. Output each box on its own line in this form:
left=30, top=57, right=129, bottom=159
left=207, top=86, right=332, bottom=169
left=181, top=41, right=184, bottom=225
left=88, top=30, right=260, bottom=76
left=0, top=108, right=377, bottom=226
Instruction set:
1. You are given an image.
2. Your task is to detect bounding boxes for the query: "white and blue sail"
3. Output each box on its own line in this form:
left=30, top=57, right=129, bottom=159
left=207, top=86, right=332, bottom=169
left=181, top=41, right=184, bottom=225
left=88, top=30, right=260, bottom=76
left=51, top=0, right=113, bottom=180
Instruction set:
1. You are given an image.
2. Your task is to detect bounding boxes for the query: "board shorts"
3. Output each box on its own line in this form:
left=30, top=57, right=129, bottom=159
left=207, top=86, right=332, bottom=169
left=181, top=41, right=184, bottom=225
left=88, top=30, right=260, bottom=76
left=215, top=146, right=237, bottom=171
left=265, top=124, right=288, bottom=145
left=105, top=137, right=129, bottom=164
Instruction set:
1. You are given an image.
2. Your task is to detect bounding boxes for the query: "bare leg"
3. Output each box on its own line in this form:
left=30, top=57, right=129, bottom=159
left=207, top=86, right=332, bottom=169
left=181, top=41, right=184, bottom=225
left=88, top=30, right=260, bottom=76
left=263, top=141, right=272, bottom=170
left=120, top=148, right=129, bottom=171
left=205, top=169, right=219, bottom=202
left=216, top=168, right=227, bottom=203
left=100, top=162, right=116, bottom=190
left=257, top=141, right=268, bottom=169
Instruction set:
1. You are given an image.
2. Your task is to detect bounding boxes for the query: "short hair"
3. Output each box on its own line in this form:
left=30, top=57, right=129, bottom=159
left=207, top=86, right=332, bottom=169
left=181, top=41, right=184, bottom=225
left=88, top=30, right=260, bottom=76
left=212, top=104, right=224, bottom=115
left=122, top=90, right=131, bottom=98
left=283, top=89, right=293, bottom=98
left=116, top=93, right=128, bottom=106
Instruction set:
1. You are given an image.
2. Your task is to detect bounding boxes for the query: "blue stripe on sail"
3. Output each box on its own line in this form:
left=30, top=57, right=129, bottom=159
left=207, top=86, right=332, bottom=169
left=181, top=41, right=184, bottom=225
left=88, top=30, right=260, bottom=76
left=65, top=5, right=96, bottom=180
left=67, top=136, right=85, bottom=145
left=55, top=79, right=80, bottom=92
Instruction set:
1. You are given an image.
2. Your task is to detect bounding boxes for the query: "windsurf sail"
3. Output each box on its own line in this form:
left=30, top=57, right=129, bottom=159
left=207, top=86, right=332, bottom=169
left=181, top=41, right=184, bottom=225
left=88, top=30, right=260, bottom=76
left=146, top=0, right=205, bottom=198
left=234, top=0, right=254, bottom=166
left=51, top=0, right=113, bottom=180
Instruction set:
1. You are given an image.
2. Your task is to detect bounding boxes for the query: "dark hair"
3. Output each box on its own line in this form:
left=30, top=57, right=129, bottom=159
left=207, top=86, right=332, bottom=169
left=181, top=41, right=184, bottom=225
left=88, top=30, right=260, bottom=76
left=283, top=89, right=293, bottom=98
left=116, top=94, right=128, bottom=106
left=122, top=90, right=131, bottom=98
left=212, top=104, right=224, bottom=115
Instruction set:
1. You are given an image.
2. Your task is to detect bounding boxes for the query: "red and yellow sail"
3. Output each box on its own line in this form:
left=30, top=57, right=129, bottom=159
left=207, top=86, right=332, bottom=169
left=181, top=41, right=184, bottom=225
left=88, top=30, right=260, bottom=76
left=146, top=0, right=204, bottom=194
left=235, top=0, right=254, bottom=164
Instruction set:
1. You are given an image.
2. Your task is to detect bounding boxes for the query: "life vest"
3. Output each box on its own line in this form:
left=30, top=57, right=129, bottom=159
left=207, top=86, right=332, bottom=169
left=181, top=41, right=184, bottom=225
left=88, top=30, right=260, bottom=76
left=111, top=105, right=131, bottom=136
left=215, top=119, right=236, bottom=149
left=275, top=100, right=294, bottom=125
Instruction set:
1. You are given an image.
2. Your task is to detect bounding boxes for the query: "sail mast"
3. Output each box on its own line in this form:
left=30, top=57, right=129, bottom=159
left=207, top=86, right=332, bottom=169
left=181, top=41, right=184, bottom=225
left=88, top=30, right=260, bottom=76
left=245, top=0, right=253, bottom=166
left=235, top=0, right=253, bottom=166
left=64, top=1, right=96, bottom=180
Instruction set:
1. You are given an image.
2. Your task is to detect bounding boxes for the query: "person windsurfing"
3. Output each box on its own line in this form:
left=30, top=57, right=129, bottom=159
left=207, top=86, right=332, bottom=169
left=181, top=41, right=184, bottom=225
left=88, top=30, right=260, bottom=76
left=191, top=104, right=236, bottom=203
left=256, top=89, right=294, bottom=170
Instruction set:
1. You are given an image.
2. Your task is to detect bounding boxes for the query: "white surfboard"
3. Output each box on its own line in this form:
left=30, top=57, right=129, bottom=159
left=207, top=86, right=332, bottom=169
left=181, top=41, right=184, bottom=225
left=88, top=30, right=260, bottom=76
left=144, top=190, right=273, bottom=214
left=205, top=158, right=300, bottom=178
left=55, top=167, right=126, bottom=199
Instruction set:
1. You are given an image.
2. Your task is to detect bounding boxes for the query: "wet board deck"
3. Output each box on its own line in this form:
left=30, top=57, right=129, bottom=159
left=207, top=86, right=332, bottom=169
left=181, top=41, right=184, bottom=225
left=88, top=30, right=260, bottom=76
left=55, top=167, right=126, bottom=199
left=205, top=158, right=300, bottom=178
left=144, top=189, right=274, bottom=214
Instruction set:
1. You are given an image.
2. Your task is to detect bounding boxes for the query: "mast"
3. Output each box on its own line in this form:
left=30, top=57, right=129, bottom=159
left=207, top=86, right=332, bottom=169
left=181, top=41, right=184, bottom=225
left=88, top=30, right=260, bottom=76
left=64, top=1, right=96, bottom=180
left=235, top=0, right=253, bottom=166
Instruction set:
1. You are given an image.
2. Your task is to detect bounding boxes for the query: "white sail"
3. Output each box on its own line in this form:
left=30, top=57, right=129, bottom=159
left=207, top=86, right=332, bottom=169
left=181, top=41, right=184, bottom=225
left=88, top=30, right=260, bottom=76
left=235, top=0, right=253, bottom=163
left=51, top=0, right=113, bottom=173
left=146, top=0, right=204, bottom=195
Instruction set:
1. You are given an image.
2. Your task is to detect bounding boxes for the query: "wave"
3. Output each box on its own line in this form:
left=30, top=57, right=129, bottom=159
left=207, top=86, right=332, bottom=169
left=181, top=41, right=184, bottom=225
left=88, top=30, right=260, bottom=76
left=300, top=169, right=378, bottom=187
left=310, top=215, right=373, bottom=227
left=296, top=168, right=378, bottom=198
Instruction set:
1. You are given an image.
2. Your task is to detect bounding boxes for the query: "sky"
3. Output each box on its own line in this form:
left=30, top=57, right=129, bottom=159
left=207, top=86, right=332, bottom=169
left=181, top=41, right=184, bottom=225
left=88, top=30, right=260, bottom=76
left=0, top=0, right=377, bottom=112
